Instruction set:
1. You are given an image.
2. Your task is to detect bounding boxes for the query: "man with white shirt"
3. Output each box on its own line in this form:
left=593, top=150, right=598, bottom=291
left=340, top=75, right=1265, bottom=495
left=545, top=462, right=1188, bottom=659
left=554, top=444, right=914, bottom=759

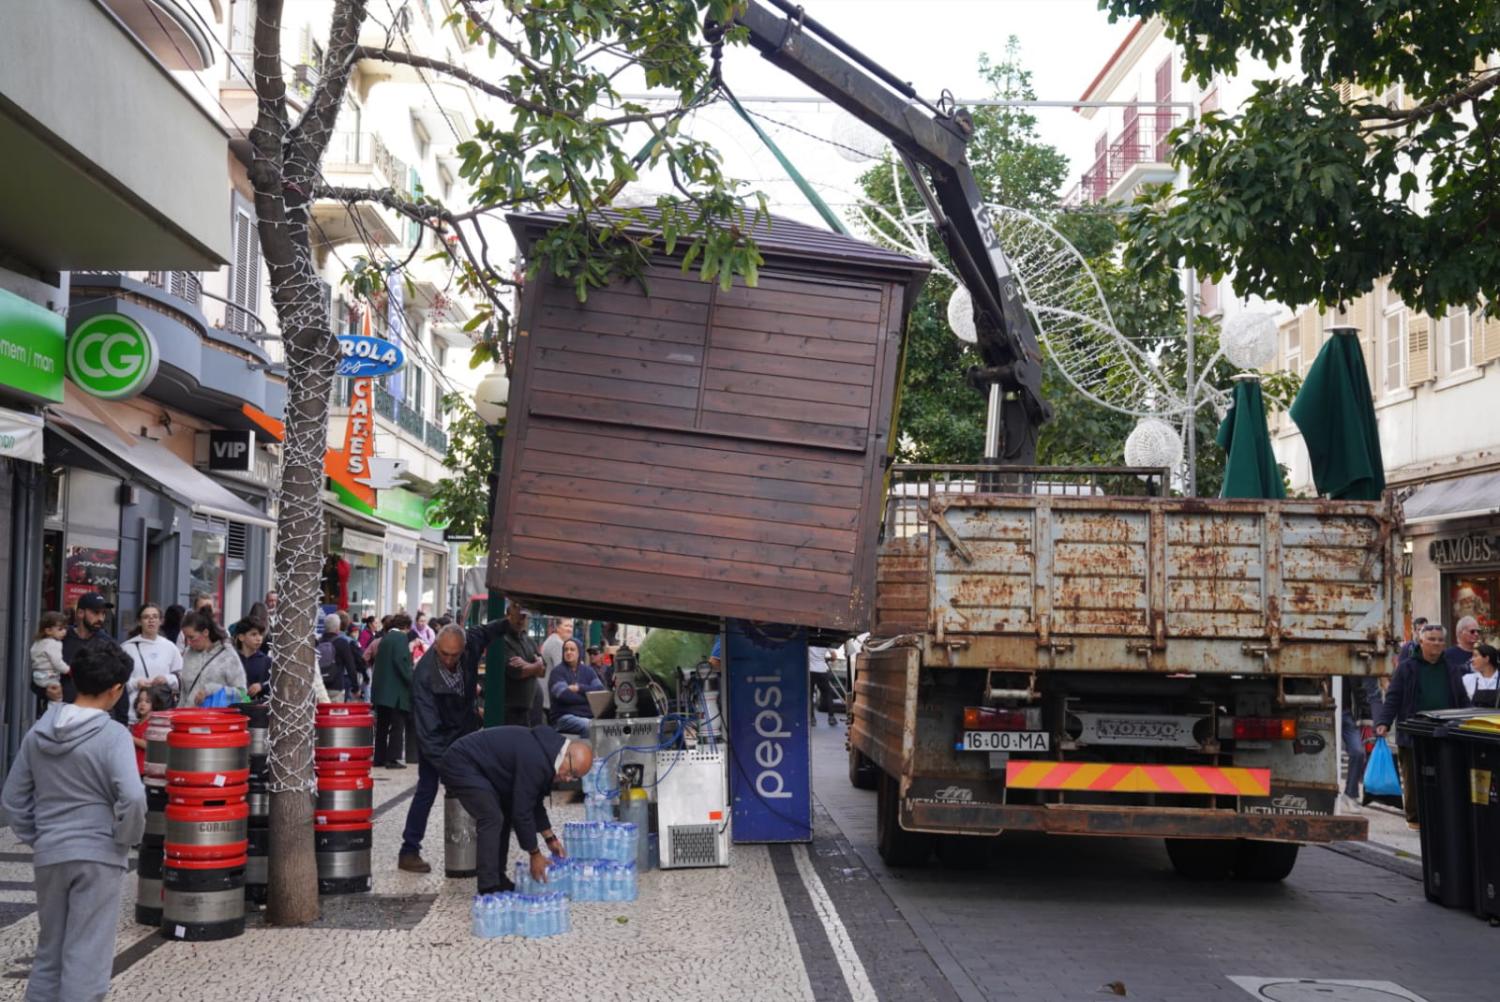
left=808, top=645, right=839, bottom=728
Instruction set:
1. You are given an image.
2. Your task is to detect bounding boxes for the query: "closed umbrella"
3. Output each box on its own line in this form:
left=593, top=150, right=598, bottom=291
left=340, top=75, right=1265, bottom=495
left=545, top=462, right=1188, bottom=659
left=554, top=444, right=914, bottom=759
left=1288, top=327, right=1385, bottom=501
left=1217, top=375, right=1286, bottom=499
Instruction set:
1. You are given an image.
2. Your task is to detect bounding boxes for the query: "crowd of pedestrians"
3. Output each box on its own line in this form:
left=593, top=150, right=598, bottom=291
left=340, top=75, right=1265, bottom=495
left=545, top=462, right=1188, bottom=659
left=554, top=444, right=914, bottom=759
left=1350, top=614, right=1498, bottom=828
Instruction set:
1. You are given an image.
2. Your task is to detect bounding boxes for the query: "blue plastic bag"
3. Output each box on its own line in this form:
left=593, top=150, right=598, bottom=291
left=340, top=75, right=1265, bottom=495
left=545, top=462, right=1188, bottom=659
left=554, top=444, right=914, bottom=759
left=1363, top=737, right=1402, bottom=797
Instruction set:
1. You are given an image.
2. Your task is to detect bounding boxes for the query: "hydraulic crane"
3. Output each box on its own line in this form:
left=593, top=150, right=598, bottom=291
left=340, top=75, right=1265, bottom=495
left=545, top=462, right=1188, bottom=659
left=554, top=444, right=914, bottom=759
left=710, top=0, right=1053, bottom=463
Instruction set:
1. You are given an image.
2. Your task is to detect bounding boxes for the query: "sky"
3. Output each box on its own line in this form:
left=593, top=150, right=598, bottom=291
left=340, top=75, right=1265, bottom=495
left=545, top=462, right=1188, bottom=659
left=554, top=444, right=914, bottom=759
left=618, top=0, right=1137, bottom=228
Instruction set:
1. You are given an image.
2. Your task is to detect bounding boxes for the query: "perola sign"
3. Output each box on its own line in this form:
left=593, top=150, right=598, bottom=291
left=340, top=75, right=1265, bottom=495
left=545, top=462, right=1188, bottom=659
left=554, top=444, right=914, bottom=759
left=67, top=313, right=159, bottom=400
left=336, top=334, right=405, bottom=378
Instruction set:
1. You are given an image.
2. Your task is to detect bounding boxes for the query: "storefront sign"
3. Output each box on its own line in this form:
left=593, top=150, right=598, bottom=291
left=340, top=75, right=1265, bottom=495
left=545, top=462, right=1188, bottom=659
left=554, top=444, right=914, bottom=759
left=336, top=334, right=406, bottom=378
left=339, top=528, right=385, bottom=556
left=0, top=406, right=44, bottom=463
left=206, top=429, right=255, bottom=472
left=384, top=531, right=419, bottom=564
left=0, top=289, right=65, bottom=403
left=67, top=313, right=159, bottom=400
left=726, top=620, right=811, bottom=843
left=1430, top=533, right=1500, bottom=568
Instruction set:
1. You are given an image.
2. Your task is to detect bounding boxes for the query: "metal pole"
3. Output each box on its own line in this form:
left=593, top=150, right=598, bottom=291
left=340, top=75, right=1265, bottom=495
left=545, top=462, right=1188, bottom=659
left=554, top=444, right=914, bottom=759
left=1181, top=101, right=1199, bottom=497
left=482, top=424, right=507, bottom=729
left=983, top=383, right=1002, bottom=460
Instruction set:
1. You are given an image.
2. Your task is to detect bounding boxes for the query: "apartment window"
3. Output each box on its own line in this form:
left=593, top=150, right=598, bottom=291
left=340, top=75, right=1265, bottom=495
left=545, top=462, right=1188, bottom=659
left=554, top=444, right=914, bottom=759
left=1284, top=325, right=1300, bottom=376
left=1382, top=297, right=1407, bottom=393
left=413, top=119, right=431, bottom=161
left=1438, top=306, right=1473, bottom=375
left=1153, top=58, right=1173, bottom=161
left=229, top=0, right=255, bottom=60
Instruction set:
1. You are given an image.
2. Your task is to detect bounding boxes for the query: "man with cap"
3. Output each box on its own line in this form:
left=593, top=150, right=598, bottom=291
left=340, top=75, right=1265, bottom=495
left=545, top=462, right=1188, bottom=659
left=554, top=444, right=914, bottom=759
left=40, top=594, right=123, bottom=716
left=397, top=618, right=514, bottom=873
left=439, top=725, right=593, bottom=892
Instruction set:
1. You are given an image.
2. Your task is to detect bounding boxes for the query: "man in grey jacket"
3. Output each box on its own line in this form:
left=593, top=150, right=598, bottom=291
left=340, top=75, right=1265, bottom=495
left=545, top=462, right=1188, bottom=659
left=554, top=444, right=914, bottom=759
left=2, top=641, right=146, bottom=1002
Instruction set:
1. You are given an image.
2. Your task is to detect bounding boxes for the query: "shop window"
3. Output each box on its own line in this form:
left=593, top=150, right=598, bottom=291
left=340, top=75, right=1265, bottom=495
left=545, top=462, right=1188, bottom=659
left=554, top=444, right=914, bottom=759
left=1448, top=573, right=1499, bottom=639
left=347, top=553, right=380, bottom=619
left=191, top=524, right=227, bottom=616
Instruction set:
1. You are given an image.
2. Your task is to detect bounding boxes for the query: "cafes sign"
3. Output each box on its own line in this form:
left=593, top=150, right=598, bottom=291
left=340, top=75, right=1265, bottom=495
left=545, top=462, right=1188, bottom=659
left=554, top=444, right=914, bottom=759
left=1429, top=533, right=1500, bottom=567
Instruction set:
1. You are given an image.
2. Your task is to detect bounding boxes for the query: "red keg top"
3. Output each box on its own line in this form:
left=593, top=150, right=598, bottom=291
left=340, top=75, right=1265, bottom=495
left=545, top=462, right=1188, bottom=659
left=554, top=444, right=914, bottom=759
left=170, top=710, right=249, bottom=734
left=316, top=775, right=374, bottom=791
left=165, top=802, right=250, bottom=822
left=167, top=784, right=249, bottom=805
left=165, top=854, right=249, bottom=870
left=167, top=729, right=251, bottom=749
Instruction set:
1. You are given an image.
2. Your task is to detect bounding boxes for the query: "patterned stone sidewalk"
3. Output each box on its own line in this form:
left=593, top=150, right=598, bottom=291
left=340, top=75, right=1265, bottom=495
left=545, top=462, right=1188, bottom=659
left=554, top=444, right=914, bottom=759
left=0, top=768, right=816, bottom=1002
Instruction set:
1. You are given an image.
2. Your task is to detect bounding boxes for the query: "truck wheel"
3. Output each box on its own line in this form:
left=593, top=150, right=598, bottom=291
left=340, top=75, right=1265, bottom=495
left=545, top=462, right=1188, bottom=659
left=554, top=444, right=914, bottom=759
left=876, top=773, right=931, bottom=867
left=936, top=834, right=990, bottom=870
left=848, top=746, right=879, bottom=790
left=1164, top=838, right=1237, bottom=879
left=1234, top=840, right=1299, bottom=882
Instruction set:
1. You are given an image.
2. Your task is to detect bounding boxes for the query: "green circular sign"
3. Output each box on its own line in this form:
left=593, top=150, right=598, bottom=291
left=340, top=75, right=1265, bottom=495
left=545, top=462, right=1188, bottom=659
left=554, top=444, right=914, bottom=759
left=67, top=313, right=159, bottom=400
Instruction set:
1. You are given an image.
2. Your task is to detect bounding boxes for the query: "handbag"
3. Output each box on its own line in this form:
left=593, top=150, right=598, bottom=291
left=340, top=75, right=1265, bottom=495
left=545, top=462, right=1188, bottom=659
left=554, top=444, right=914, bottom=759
left=1363, top=737, right=1402, bottom=797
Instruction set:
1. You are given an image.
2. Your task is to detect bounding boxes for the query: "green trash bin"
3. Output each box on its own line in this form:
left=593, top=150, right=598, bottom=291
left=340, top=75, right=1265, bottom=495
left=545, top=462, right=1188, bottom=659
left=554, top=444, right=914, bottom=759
left=1399, top=709, right=1495, bottom=910
left=1451, top=714, right=1500, bottom=921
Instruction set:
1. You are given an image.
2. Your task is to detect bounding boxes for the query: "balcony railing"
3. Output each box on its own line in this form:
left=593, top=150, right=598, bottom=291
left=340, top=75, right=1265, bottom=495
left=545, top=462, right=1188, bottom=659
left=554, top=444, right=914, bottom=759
left=374, top=385, right=398, bottom=421
left=424, top=418, right=448, bottom=454
left=325, top=131, right=410, bottom=195
left=396, top=397, right=426, bottom=438
left=73, top=270, right=202, bottom=307
left=1064, top=112, right=1180, bottom=206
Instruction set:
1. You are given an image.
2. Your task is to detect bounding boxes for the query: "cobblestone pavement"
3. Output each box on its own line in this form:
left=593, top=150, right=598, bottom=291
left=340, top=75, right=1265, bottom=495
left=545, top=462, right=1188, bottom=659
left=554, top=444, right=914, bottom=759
left=0, top=767, right=817, bottom=1002
left=0, top=724, right=1493, bottom=1002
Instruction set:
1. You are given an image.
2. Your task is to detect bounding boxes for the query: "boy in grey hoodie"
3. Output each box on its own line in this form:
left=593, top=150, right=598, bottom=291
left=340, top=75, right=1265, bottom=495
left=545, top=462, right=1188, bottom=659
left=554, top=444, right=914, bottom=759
left=2, top=641, right=145, bottom=1002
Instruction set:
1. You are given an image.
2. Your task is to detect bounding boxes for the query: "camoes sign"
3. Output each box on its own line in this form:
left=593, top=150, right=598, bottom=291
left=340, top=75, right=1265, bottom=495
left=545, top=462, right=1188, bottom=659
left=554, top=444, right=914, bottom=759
left=336, top=335, right=405, bottom=378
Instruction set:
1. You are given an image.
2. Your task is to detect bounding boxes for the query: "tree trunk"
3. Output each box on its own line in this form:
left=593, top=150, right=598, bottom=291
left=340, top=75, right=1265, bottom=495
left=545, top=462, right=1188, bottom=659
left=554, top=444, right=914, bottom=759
left=248, top=0, right=369, bottom=926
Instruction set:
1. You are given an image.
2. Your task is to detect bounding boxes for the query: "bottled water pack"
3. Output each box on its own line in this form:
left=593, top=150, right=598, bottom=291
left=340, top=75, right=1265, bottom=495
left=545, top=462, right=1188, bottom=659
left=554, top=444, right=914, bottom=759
left=470, top=891, right=569, bottom=939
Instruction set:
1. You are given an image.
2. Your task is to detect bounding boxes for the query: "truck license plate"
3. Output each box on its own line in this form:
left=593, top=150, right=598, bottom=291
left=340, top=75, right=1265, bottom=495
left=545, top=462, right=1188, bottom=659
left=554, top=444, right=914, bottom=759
left=962, top=731, right=1050, bottom=752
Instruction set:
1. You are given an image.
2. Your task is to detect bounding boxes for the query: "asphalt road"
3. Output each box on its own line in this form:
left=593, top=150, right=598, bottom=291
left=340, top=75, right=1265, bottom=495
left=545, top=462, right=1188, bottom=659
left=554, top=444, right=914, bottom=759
left=801, top=721, right=1497, bottom=1002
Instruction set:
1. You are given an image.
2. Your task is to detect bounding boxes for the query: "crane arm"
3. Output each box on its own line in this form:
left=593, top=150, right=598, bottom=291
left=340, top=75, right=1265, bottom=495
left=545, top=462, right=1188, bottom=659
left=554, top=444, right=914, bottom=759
left=716, top=0, right=1052, bottom=460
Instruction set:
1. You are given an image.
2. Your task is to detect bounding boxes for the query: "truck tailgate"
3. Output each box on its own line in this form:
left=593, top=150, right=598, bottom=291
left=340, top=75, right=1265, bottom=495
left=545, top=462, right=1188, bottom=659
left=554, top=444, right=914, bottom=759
left=926, top=494, right=1399, bottom=676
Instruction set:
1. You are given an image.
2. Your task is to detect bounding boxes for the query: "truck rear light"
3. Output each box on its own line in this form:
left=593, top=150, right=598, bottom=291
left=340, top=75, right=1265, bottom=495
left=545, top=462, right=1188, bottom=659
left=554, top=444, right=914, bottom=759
left=964, top=706, right=1040, bottom=731
left=1232, top=717, right=1297, bottom=741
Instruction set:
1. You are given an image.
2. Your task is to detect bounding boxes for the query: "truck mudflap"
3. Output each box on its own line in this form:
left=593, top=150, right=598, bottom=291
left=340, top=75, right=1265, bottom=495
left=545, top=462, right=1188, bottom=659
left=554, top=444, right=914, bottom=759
left=902, top=800, right=1368, bottom=843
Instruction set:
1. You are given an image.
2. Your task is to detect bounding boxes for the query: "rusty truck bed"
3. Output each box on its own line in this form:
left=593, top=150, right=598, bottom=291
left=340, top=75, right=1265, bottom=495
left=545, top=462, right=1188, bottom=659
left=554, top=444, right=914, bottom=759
left=878, top=478, right=1400, bottom=677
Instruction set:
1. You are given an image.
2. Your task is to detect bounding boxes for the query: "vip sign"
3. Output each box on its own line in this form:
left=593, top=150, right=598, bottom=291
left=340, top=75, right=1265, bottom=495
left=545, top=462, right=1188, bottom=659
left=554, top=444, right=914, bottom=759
left=67, top=313, right=159, bottom=399
left=207, top=429, right=255, bottom=472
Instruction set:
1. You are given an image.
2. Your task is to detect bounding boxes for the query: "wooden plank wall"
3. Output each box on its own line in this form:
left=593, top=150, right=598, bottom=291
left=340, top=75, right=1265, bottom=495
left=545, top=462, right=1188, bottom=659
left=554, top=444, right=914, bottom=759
left=494, top=261, right=902, bottom=631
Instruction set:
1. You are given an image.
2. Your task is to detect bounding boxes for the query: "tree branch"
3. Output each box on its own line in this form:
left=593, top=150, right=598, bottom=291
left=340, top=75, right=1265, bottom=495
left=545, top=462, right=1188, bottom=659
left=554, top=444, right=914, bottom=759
left=288, top=0, right=369, bottom=188
left=455, top=0, right=547, bottom=75
left=1356, top=69, right=1500, bottom=128
left=349, top=46, right=689, bottom=127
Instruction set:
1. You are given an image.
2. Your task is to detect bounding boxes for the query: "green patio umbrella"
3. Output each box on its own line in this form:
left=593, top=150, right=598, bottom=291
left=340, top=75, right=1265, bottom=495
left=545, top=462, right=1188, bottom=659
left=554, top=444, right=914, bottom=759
left=1288, top=328, right=1385, bottom=500
left=1217, top=376, right=1286, bottom=499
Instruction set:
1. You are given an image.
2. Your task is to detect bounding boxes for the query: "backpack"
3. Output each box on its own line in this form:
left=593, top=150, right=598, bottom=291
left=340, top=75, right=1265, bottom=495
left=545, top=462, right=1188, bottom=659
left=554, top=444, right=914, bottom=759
left=316, top=636, right=342, bottom=690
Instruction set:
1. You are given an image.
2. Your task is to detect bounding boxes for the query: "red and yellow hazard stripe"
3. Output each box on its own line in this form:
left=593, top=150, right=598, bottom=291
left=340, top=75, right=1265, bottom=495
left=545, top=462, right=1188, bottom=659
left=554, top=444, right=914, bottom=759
left=1005, top=761, right=1270, bottom=797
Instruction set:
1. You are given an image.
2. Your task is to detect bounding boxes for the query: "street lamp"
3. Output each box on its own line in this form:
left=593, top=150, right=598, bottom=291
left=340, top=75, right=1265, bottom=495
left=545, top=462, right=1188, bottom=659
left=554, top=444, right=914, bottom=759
left=473, top=365, right=509, bottom=728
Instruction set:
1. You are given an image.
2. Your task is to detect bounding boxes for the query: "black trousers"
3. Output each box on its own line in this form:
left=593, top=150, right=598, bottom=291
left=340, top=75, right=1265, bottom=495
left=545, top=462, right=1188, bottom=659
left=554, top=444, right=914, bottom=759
left=810, top=672, right=838, bottom=719
left=447, top=783, right=513, bottom=893
left=370, top=705, right=405, bottom=768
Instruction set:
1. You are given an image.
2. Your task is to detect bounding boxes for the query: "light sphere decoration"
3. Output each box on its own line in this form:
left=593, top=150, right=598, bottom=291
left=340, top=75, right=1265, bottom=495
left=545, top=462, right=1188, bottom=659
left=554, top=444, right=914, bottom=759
left=1221, top=311, right=1280, bottom=370
left=1124, top=417, right=1183, bottom=470
left=832, top=112, right=887, bottom=163
left=474, top=368, right=510, bottom=425
left=946, top=285, right=978, bottom=344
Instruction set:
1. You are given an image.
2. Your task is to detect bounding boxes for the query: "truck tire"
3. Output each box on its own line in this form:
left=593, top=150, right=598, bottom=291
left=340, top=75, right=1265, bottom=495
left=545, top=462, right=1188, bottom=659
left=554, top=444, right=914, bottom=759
left=1234, top=840, right=1299, bottom=882
left=1164, top=838, right=1237, bottom=879
left=936, top=834, right=990, bottom=870
left=848, top=745, right=879, bottom=790
left=877, top=773, right=931, bottom=867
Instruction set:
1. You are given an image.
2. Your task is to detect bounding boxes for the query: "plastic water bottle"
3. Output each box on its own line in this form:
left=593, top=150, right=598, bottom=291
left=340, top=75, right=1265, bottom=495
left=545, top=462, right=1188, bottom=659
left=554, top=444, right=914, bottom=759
left=501, top=894, right=519, bottom=942
left=471, top=895, right=484, bottom=938
left=621, top=862, right=637, bottom=902
left=558, top=894, right=572, bottom=934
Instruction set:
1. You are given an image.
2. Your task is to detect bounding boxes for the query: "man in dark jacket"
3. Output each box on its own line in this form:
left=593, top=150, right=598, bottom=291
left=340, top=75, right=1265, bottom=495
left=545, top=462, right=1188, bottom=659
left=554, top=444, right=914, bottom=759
left=1375, top=623, right=1471, bottom=826
left=316, top=613, right=360, bottom=702
left=439, top=725, right=593, bottom=893
left=397, top=619, right=512, bottom=873
left=55, top=593, right=125, bottom=721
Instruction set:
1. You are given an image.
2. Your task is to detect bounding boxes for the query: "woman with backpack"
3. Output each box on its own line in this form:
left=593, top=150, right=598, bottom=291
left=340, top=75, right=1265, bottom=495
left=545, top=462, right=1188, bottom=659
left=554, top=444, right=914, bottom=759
left=316, top=613, right=360, bottom=703
left=180, top=612, right=244, bottom=706
left=373, top=613, right=414, bottom=769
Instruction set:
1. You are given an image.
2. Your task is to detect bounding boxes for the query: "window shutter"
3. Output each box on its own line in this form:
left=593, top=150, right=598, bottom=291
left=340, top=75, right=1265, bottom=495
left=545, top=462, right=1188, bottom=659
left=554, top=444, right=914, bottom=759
left=1298, top=307, right=1320, bottom=373
left=1407, top=312, right=1431, bottom=385
left=1481, top=308, right=1500, bottom=365
left=1348, top=293, right=1376, bottom=387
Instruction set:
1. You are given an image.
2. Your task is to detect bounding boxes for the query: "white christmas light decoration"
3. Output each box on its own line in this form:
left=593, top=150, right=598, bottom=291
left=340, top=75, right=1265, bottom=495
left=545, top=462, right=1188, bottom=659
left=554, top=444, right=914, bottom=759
left=1124, top=417, right=1183, bottom=469
left=1221, top=311, right=1280, bottom=370
left=832, top=113, right=887, bottom=163
left=946, top=285, right=978, bottom=344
